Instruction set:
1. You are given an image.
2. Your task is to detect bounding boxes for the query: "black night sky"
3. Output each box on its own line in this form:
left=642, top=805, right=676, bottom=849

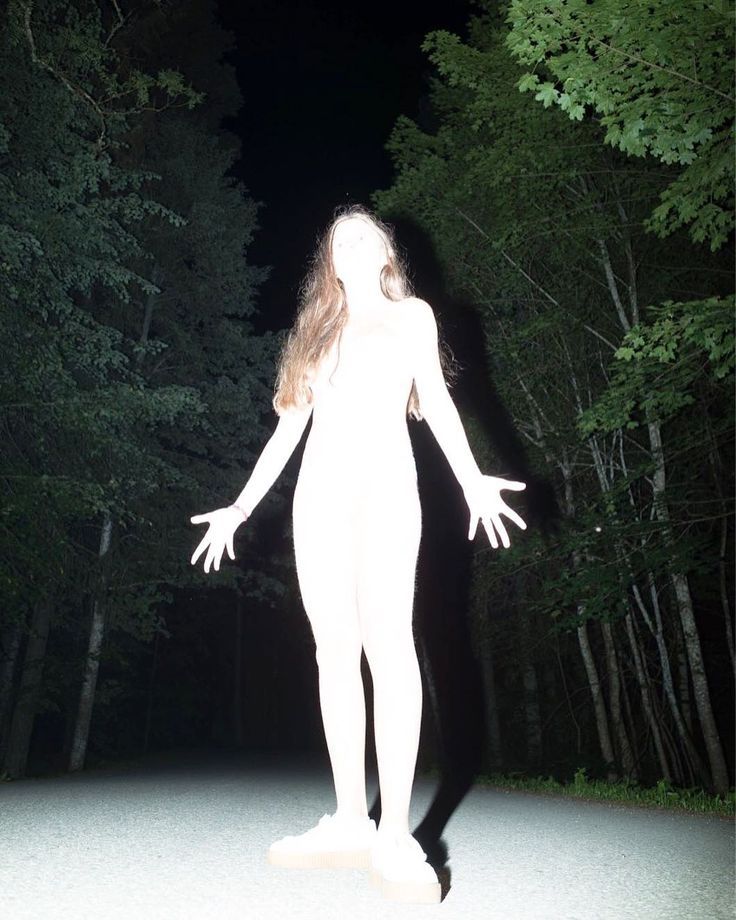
left=217, top=0, right=473, bottom=332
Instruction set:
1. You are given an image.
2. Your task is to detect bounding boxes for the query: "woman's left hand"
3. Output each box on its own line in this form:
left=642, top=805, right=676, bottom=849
left=464, top=474, right=527, bottom=548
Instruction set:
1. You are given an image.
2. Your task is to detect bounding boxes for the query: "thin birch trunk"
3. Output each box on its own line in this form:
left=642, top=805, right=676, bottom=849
left=647, top=416, right=729, bottom=794
left=584, top=432, right=686, bottom=783
left=591, top=184, right=729, bottom=795
left=601, top=619, right=636, bottom=778
left=576, top=612, right=617, bottom=782
left=616, top=437, right=709, bottom=785
left=68, top=510, right=113, bottom=772
left=623, top=610, right=672, bottom=783
left=560, top=456, right=617, bottom=779
left=648, top=571, right=710, bottom=786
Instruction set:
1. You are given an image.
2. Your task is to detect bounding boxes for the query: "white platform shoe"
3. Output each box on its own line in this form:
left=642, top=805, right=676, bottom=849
left=267, top=812, right=378, bottom=869
left=369, top=830, right=442, bottom=903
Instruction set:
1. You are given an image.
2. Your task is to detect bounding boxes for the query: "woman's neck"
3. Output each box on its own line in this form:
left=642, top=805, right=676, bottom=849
left=341, top=271, right=386, bottom=318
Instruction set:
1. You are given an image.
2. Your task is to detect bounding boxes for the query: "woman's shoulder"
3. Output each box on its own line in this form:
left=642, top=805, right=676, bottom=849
left=398, top=295, right=431, bottom=310
left=396, top=296, right=437, bottom=337
left=396, top=295, right=434, bottom=318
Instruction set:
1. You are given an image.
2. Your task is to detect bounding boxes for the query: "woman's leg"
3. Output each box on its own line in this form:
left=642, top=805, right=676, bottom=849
left=293, top=494, right=368, bottom=820
left=356, top=484, right=423, bottom=837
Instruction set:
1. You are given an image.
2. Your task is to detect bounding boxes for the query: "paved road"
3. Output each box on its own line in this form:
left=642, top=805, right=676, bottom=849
left=1, top=750, right=733, bottom=919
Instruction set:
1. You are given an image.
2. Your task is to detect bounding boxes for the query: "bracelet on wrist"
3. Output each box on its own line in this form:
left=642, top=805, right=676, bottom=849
left=231, top=502, right=249, bottom=522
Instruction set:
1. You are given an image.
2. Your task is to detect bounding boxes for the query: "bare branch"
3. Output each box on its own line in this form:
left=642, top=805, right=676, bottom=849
left=23, top=1, right=108, bottom=150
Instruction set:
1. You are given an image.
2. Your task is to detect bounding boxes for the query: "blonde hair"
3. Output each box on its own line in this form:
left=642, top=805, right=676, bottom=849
left=273, top=204, right=453, bottom=420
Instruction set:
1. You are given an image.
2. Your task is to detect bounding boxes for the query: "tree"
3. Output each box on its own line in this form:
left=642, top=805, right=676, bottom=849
left=373, top=3, right=733, bottom=792
left=504, top=0, right=735, bottom=251
left=0, top=0, right=278, bottom=777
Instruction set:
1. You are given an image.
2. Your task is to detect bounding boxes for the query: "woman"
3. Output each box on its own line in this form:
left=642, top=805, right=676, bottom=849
left=190, top=205, right=526, bottom=904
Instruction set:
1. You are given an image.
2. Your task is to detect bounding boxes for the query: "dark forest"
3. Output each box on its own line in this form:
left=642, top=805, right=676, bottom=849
left=1, top=0, right=733, bottom=872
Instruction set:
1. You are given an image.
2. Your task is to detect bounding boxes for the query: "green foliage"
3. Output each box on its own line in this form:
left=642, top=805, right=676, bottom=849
left=580, top=295, right=735, bottom=434
left=0, top=0, right=282, bottom=743
left=504, top=0, right=735, bottom=250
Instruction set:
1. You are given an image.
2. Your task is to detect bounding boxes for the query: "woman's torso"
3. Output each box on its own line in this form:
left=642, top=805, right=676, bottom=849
left=296, top=302, right=418, bottom=495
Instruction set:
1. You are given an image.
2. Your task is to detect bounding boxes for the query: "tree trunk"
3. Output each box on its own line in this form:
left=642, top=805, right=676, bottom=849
left=577, top=615, right=617, bottom=782
left=586, top=427, right=713, bottom=788
left=521, top=657, right=542, bottom=768
left=142, top=628, right=159, bottom=754
left=676, top=629, right=693, bottom=732
left=619, top=653, right=639, bottom=775
left=600, top=619, right=636, bottom=779
left=2, top=598, right=53, bottom=778
left=702, top=395, right=735, bottom=677
left=647, top=571, right=710, bottom=787
left=719, top=517, right=735, bottom=678
left=593, top=193, right=729, bottom=795
left=0, top=618, right=23, bottom=761
left=623, top=610, right=672, bottom=783
left=559, top=455, right=616, bottom=780
left=478, top=645, right=502, bottom=771
left=648, top=417, right=730, bottom=795
left=68, top=510, right=113, bottom=772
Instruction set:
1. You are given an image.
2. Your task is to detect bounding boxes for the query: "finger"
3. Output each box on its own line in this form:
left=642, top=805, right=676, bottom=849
left=493, top=514, right=510, bottom=549
left=204, top=547, right=214, bottom=574
left=190, top=513, right=210, bottom=524
left=482, top=517, right=499, bottom=549
left=226, top=533, right=235, bottom=561
left=501, top=480, right=527, bottom=492
left=468, top=513, right=479, bottom=541
left=191, top=537, right=208, bottom=566
left=502, top=506, right=527, bottom=531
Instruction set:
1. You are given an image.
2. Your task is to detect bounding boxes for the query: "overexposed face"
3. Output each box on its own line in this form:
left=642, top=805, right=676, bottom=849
left=330, top=217, right=388, bottom=282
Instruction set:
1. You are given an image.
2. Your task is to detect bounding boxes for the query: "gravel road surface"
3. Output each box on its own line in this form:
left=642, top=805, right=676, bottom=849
left=1, top=750, right=733, bottom=920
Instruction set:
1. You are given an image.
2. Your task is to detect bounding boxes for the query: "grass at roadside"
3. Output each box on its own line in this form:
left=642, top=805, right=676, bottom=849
left=473, top=766, right=735, bottom=817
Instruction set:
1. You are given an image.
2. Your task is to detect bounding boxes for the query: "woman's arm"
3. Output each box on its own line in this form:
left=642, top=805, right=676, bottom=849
left=232, top=403, right=313, bottom=517
left=409, top=298, right=482, bottom=495
left=409, top=297, right=526, bottom=547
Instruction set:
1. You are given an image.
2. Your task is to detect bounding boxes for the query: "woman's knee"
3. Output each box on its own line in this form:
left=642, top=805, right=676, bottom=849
left=313, top=626, right=363, bottom=675
left=363, top=629, right=419, bottom=683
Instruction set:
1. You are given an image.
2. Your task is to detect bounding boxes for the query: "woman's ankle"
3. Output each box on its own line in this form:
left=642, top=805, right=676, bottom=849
left=334, top=806, right=370, bottom=822
left=376, top=818, right=411, bottom=838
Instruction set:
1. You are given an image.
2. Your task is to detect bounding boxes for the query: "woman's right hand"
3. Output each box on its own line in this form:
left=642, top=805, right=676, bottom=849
left=190, top=505, right=247, bottom=573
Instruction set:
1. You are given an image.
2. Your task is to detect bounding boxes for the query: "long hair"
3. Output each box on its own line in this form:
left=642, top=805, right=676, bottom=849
left=273, top=204, right=454, bottom=420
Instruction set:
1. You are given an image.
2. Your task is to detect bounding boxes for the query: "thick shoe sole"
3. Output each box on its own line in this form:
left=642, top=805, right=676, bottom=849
left=268, top=847, right=372, bottom=869
left=369, top=865, right=442, bottom=903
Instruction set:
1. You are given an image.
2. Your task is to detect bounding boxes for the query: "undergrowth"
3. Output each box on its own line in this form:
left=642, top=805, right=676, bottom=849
left=468, top=766, right=735, bottom=817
